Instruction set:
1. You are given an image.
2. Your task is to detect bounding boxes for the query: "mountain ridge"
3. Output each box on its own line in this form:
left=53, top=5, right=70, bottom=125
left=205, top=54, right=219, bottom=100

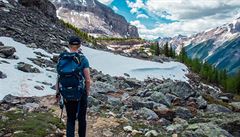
left=50, top=0, right=139, bottom=38
left=157, top=17, right=240, bottom=74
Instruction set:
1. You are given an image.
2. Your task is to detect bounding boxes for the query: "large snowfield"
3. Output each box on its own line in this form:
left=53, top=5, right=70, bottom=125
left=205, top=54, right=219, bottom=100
left=0, top=37, right=188, bottom=99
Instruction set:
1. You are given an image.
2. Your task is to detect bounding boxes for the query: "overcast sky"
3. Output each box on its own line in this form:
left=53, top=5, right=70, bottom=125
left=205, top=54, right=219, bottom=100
left=98, top=0, right=240, bottom=39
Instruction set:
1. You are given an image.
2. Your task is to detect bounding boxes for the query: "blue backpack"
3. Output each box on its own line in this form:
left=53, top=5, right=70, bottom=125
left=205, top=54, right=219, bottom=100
left=57, top=52, right=85, bottom=101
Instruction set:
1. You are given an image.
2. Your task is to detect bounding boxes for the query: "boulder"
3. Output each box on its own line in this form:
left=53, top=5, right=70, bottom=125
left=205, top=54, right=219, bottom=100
left=2, top=94, right=21, bottom=105
left=154, top=108, right=175, bottom=121
left=196, top=96, right=207, bottom=109
left=0, top=42, right=3, bottom=46
left=90, top=81, right=117, bottom=94
left=171, top=82, right=196, bottom=100
left=229, top=102, right=240, bottom=112
left=125, top=78, right=141, bottom=88
left=107, top=96, right=122, bottom=106
left=16, top=62, right=40, bottom=73
left=159, top=118, right=171, bottom=127
left=150, top=92, right=171, bottom=107
left=174, top=107, right=193, bottom=120
left=206, top=104, right=232, bottom=113
left=0, top=70, right=7, bottom=79
left=88, top=96, right=100, bottom=107
left=181, top=123, right=234, bottom=137
left=22, top=103, right=40, bottom=112
left=137, top=107, right=159, bottom=120
left=0, top=46, right=16, bottom=57
left=132, top=97, right=154, bottom=110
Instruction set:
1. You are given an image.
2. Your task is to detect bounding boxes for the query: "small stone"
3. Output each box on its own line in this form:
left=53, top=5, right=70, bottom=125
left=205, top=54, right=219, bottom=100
left=34, top=85, right=44, bottom=90
left=123, top=126, right=133, bottom=132
left=132, top=130, right=142, bottom=136
left=145, top=130, right=159, bottom=137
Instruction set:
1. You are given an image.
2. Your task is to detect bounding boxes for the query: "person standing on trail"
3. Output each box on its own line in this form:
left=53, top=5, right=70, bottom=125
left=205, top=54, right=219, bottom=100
left=56, top=36, right=91, bottom=137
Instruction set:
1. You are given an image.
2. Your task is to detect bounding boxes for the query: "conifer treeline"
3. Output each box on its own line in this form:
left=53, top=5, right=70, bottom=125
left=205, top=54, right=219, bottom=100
left=60, top=20, right=97, bottom=45
left=151, top=42, right=240, bottom=94
left=60, top=19, right=143, bottom=44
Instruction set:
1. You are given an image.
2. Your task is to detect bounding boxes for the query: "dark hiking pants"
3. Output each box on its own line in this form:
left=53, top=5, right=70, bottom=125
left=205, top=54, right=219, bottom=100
left=65, top=94, right=88, bottom=137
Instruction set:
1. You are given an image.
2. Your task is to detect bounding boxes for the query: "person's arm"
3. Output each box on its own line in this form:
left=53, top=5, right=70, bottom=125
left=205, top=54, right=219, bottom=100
left=83, top=68, right=91, bottom=96
left=55, top=78, right=60, bottom=102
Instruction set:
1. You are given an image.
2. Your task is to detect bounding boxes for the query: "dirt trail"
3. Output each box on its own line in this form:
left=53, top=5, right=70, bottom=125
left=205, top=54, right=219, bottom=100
left=40, top=96, right=123, bottom=137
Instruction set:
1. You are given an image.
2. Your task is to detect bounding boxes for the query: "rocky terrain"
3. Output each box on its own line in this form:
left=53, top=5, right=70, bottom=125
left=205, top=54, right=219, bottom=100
left=50, top=0, right=139, bottom=38
left=0, top=0, right=240, bottom=137
left=1, top=68, right=240, bottom=136
left=157, top=18, right=240, bottom=75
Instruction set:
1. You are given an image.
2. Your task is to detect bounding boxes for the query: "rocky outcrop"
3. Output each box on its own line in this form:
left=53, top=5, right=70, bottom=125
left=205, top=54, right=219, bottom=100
left=0, top=46, right=16, bottom=58
left=51, top=0, right=139, bottom=38
left=18, top=0, right=57, bottom=21
left=0, top=0, right=74, bottom=53
left=17, top=62, right=40, bottom=73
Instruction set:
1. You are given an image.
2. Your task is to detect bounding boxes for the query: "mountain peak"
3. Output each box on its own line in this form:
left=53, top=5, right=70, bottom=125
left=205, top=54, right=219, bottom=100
left=50, top=0, right=139, bottom=38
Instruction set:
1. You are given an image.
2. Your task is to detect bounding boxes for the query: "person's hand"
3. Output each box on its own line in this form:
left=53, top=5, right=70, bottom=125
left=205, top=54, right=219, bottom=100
left=56, top=94, right=60, bottom=103
left=86, top=90, right=90, bottom=96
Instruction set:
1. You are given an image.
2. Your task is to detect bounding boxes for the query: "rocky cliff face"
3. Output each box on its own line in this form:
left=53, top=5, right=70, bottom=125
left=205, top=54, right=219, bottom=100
left=50, top=0, right=139, bottom=38
left=0, top=0, right=74, bottom=53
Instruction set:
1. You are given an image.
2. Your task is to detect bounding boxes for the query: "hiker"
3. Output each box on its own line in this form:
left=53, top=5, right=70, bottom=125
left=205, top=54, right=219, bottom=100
left=56, top=36, right=91, bottom=137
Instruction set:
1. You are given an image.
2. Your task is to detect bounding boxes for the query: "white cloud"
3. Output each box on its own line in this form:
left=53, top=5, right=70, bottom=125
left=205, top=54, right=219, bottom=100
left=98, top=0, right=114, bottom=5
left=126, top=0, right=145, bottom=14
left=113, top=6, right=118, bottom=12
left=145, top=0, right=240, bottom=20
left=136, top=14, right=149, bottom=19
left=131, top=12, right=240, bottom=40
left=128, top=0, right=240, bottom=39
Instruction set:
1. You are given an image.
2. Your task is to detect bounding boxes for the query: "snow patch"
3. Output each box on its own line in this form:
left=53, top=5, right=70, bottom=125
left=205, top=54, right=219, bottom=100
left=0, top=37, right=56, bottom=100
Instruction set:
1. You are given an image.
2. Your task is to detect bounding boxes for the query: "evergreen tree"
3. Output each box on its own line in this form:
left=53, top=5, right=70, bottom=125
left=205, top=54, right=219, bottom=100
left=164, top=42, right=169, bottom=57
left=155, top=42, right=160, bottom=56
left=169, top=46, right=173, bottom=57
left=179, top=45, right=187, bottom=63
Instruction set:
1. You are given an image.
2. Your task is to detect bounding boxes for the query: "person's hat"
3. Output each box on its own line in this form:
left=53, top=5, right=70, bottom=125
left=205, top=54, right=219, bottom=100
left=69, top=36, right=81, bottom=45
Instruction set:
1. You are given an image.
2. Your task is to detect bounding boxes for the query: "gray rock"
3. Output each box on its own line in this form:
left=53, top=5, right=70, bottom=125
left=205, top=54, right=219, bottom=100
left=0, top=70, right=7, bottom=79
left=0, top=46, right=16, bottom=57
left=16, top=62, right=40, bottom=73
left=19, top=0, right=57, bottom=21
left=34, top=85, right=44, bottom=90
left=219, top=96, right=230, bottom=103
left=196, top=96, right=207, bottom=109
left=170, top=82, right=196, bottom=100
left=107, top=96, right=122, bottom=106
left=132, top=97, right=154, bottom=110
left=137, top=107, right=159, bottom=120
left=144, top=130, right=159, bottom=137
left=182, top=123, right=234, bottom=137
left=166, top=124, right=184, bottom=134
left=230, top=102, right=240, bottom=112
left=90, top=81, right=117, bottom=94
left=2, top=94, right=21, bottom=105
left=150, top=92, right=171, bottom=107
left=125, top=78, right=141, bottom=88
left=88, top=96, right=100, bottom=107
left=174, top=107, right=193, bottom=120
left=22, top=103, right=40, bottom=112
left=159, top=118, right=171, bottom=126
left=123, top=126, right=133, bottom=132
left=206, top=104, right=232, bottom=113
left=0, top=42, right=3, bottom=46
